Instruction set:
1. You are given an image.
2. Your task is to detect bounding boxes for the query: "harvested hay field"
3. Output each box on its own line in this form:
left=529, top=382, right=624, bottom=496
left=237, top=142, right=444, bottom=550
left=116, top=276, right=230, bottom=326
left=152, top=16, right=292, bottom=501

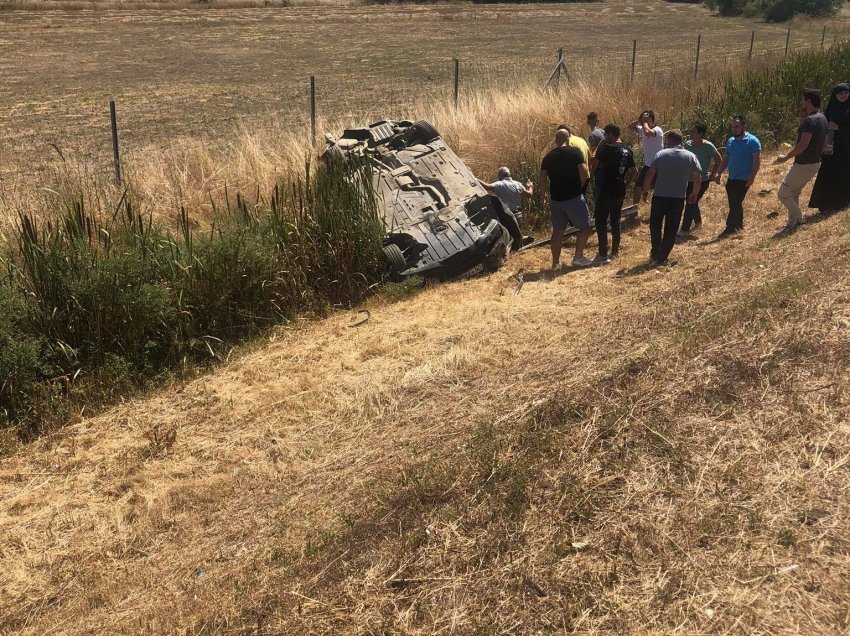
left=1, top=0, right=847, bottom=194
left=2, top=157, right=850, bottom=633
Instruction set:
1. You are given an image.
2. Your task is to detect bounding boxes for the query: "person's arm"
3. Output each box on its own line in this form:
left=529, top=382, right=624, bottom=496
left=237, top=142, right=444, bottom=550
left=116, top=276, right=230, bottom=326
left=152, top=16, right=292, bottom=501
left=709, top=148, right=722, bottom=181
left=746, top=153, right=761, bottom=188
left=578, top=163, right=590, bottom=188
left=590, top=154, right=600, bottom=181
left=522, top=182, right=534, bottom=198
left=643, top=167, right=657, bottom=193
left=775, top=132, right=813, bottom=164
left=688, top=169, right=701, bottom=203
left=537, top=170, right=548, bottom=203
left=642, top=122, right=658, bottom=137
left=477, top=179, right=496, bottom=192
left=714, top=154, right=729, bottom=184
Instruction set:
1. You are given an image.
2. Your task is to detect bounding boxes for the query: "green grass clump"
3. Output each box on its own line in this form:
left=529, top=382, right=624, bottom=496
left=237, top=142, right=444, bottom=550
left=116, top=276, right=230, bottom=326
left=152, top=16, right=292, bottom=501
left=0, top=160, right=384, bottom=436
left=688, top=44, right=850, bottom=147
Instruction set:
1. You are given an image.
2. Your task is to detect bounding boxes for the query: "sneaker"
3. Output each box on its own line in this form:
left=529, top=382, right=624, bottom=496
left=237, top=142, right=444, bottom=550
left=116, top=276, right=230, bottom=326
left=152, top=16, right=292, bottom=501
left=781, top=218, right=805, bottom=233
left=572, top=256, right=594, bottom=267
left=592, top=253, right=611, bottom=265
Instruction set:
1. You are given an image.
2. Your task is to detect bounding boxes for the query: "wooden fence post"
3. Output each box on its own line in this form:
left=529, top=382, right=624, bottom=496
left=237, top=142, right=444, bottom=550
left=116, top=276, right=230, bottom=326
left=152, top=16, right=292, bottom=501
left=748, top=30, right=755, bottom=60
left=785, top=28, right=791, bottom=57
left=821, top=25, right=826, bottom=49
left=631, top=40, right=637, bottom=84
left=109, top=100, right=121, bottom=186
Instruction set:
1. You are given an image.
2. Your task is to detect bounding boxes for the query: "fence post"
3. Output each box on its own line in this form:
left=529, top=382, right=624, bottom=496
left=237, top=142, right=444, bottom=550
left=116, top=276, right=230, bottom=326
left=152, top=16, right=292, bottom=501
left=309, top=75, right=316, bottom=146
left=631, top=40, right=637, bottom=84
left=748, top=30, right=755, bottom=60
left=453, top=58, right=459, bottom=108
left=694, top=33, right=701, bottom=79
left=109, top=100, right=121, bottom=186
left=785, top=28, right=791, bottom=57
left=556, top=47, right=563, bottom=90
left=821, top=25, right=826, bottom=49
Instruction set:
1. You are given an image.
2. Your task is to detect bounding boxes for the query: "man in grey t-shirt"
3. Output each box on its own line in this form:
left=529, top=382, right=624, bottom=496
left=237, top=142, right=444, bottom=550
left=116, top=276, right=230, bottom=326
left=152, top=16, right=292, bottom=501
left=643, top=129, right=701, bottom=264
left=479, top=167, right=533, bottom=221
left=775, top=89, right=829, bottom=232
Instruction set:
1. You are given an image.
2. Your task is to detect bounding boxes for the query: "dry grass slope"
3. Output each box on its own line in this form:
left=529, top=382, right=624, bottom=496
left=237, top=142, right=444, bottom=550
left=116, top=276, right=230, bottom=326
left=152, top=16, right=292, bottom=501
left=2, top=158, right=849, bottom=634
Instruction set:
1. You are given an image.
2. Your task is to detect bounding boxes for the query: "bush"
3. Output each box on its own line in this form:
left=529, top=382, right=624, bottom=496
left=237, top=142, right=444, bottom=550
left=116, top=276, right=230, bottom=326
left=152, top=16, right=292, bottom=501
left=703, top=0, right=842, bottom=19
left=0, top=160, right=384, bottom=436
left=688, top=43, right=850, bottom=147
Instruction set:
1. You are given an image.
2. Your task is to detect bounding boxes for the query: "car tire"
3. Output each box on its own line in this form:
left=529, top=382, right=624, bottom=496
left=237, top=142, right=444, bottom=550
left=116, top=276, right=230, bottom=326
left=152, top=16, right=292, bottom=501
left=383, top=244, right=407, bottom=280
left=409, top=120, right=440, bottom=144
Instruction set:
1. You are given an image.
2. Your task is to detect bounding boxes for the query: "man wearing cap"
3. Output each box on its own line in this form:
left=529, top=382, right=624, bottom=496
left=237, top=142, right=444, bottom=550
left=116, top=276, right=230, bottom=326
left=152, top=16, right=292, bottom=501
left=479, top=167, right=533, bottom=223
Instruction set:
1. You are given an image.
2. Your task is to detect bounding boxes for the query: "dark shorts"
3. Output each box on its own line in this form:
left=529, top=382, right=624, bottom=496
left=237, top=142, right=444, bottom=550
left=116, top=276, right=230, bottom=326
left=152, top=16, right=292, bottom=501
left=550, top=195, right=591, bottom=232
left=635, top=164, right=657, bottom=188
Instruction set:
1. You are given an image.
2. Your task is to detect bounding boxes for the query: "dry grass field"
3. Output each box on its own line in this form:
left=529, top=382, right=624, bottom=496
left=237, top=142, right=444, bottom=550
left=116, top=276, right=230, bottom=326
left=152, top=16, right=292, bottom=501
left=1, top=0, right=847, bottom=219
left=2, top=157, right=850, bottom=634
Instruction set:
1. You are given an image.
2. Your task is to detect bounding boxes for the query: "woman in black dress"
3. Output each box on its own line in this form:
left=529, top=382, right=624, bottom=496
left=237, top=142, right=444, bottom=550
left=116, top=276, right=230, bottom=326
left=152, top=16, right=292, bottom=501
left=810, top=83, right=850, bottom=214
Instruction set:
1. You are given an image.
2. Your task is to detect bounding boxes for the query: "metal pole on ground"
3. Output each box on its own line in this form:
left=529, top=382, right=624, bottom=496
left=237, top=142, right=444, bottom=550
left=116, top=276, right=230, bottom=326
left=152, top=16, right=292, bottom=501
left=454, top=58, right=459, bottom=108
left=109, top=99, right=121, bottom=186
left=309, top=75, right=316, bottom=146
left=785, top=28, right=791, bottom=57
left=631, top=40, right=637, bottom=84
left=821, top=25, right=826, bottom=49
left=748, top=30, right=755, bottom=60
left=694, top=33, right=701, bottom=79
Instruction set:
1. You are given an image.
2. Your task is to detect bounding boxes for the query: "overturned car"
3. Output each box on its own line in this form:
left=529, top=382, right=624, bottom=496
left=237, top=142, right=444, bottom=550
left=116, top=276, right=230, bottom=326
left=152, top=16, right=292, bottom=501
left=323, top=120, right=525, bottom=280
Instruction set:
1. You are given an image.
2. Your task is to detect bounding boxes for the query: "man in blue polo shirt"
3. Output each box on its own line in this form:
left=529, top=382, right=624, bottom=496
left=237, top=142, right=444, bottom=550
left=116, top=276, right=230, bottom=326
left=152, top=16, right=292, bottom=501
left=714, top=116, right=762, bottom=238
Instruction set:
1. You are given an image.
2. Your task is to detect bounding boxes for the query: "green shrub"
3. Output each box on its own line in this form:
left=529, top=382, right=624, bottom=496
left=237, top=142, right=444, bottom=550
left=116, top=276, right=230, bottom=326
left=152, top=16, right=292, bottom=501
left=1, top=160, right=383, bottom=436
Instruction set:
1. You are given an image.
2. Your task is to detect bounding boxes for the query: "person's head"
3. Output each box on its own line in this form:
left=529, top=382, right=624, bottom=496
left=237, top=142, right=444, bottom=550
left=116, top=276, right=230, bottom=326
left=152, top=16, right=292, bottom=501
left=640, top=110, right=656, bottom=125
left=730, top=115, right=747, bottom=138
left=801, top=89, right=822, bottom=112
left=690, top=121, right=707, bottom=142
left=587, top=112, right=599, bottom=128
left=603, top=123, right=620, bottom=143
left=665, top=129, right=684, bottom=147
left=554, top=128, right=570, bottom=146
left=497, top=166, right=511, bottom=180
left=556, top=123, right=573, bottom=136
left=834, top=83, right=850, bottom=104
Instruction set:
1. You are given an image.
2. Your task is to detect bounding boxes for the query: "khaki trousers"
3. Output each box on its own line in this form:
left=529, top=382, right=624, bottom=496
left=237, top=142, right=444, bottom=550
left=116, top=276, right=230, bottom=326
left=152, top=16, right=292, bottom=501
left=778, top=162, right=820, bottom=222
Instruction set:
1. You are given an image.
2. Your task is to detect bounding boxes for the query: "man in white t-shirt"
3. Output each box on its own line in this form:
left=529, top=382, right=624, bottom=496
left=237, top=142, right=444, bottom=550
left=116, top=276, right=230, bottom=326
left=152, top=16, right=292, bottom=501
left=628, top=109, right=664, bottom=206
left=479, top=167, right=533, bottom=222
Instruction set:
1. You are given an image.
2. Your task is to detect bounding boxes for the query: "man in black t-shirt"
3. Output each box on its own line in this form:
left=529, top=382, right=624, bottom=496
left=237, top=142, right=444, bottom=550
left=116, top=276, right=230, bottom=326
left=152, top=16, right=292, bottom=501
left=590, top=124, right=637, bottom=263
left=538, top=129, right=592, bottom=269
left=775, top=88, right=829, bottom=233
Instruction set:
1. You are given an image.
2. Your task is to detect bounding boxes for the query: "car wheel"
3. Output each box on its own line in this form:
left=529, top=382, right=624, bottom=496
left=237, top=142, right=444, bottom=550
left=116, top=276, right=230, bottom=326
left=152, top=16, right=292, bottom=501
left=409, top=120, right=440, bottom=144
left=383, top=244, right=407, bottom=280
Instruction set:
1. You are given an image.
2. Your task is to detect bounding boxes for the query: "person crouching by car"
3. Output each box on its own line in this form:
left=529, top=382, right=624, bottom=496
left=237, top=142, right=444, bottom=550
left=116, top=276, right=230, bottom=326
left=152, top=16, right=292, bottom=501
left=479, top=166, right=533, bottom=223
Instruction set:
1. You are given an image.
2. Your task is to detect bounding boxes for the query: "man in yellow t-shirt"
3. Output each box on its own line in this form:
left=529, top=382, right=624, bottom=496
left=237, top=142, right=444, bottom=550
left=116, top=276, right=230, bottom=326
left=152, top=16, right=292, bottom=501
left=557, top=124, right=590, bottom=166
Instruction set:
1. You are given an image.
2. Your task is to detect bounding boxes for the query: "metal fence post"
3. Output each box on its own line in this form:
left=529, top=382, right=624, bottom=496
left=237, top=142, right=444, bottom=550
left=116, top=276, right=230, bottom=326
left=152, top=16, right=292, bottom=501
left=748, top=30, right=755, bottom=60
left=631, top=40, right=637, bottom=84
left=821, top=25, right=826, bottom=49
left=309, top=75, right=316, bottom=146
left=785, top=28, right=791, bottom=57
left=109, top=100, right=121, bottom=186
left=453, top=58, right=459, bottom=108
left=694, top=33, right=701, bottom=79
left=556, top=47, right=563, bottom=90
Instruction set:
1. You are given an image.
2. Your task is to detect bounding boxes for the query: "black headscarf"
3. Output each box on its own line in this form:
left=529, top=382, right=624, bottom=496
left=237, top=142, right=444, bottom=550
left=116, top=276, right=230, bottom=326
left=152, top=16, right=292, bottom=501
left=825, top=83, right=850, bottom=122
